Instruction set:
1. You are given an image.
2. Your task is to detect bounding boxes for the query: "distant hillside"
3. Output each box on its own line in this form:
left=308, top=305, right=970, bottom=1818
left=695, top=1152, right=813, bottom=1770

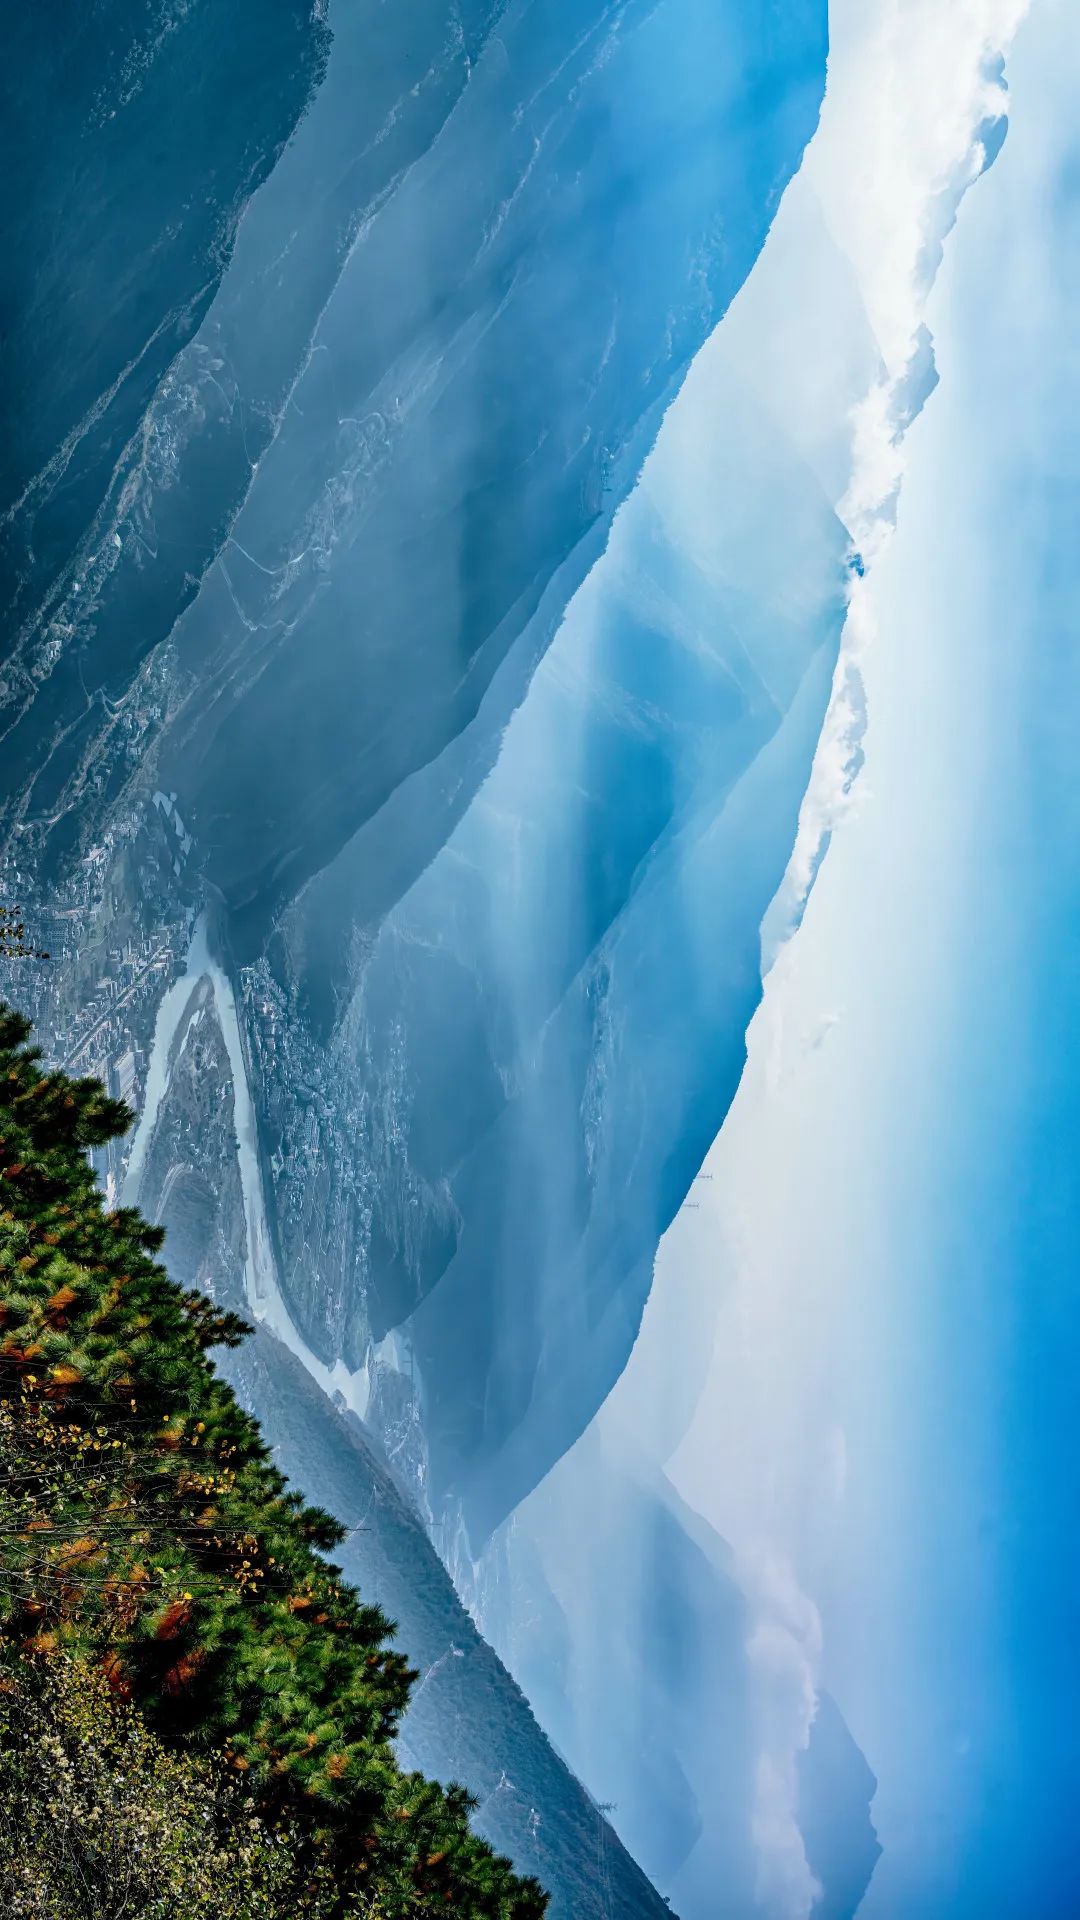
left=0, top=1004, right=545, bottom=1918
left=123, top=954, right=678, bottom=1918
left=797, top=1691, right=882, bottom=1920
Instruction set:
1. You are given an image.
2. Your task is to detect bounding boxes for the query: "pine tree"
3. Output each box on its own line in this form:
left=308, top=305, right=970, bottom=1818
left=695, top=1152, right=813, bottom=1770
left=0, top=1004, right=547, bottom=1919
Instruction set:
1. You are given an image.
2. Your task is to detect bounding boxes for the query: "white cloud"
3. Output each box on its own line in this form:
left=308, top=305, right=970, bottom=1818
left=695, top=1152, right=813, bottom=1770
left=764, top=0, right=1032, bottom=970
left=741, top=1548, right=825, bottom=1920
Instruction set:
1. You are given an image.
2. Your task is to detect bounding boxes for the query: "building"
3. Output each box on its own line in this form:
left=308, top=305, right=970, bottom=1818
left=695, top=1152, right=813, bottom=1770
left=110, top=1049, right=137, bottom=1106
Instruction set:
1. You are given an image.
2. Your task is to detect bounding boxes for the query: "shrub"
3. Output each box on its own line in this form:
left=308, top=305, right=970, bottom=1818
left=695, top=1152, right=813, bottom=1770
left=0, top=1653, right=316, bottom=1918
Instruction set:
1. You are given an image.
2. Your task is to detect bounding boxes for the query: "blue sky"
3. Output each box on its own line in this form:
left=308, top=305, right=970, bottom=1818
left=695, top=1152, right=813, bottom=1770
left=862, top=10, right=1080, bottom=1905
left=664, top=4, right=1080, bottom=1913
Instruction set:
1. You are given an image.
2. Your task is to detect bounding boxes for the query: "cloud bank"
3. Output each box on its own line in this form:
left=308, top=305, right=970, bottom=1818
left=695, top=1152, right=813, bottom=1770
left=763, top=0, right=1031, bottom=970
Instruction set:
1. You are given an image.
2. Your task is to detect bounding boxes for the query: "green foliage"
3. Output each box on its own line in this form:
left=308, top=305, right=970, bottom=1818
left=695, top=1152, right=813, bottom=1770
left=0, top=1653, right=322, bottom=1918
left=0, top=1005, right=547, bottom=1919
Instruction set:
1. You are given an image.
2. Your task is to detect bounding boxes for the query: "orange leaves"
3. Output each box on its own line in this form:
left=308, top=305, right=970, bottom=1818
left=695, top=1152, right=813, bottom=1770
left=55, top=1536, right=101, bottom=1568
left=154, top=1600, right=193, bottom=1642
left=55, top=1536, right=98, bottom=1566
left=101, top=1563, right=151, bottom=1632
left=101, top=1559, right=147, bottom=1589
left=163, top=1649, right=205, bottom=1696
left=100, top=1650, right=132, bottom=1700
left=326, top=1752, right=350, bottom=1781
